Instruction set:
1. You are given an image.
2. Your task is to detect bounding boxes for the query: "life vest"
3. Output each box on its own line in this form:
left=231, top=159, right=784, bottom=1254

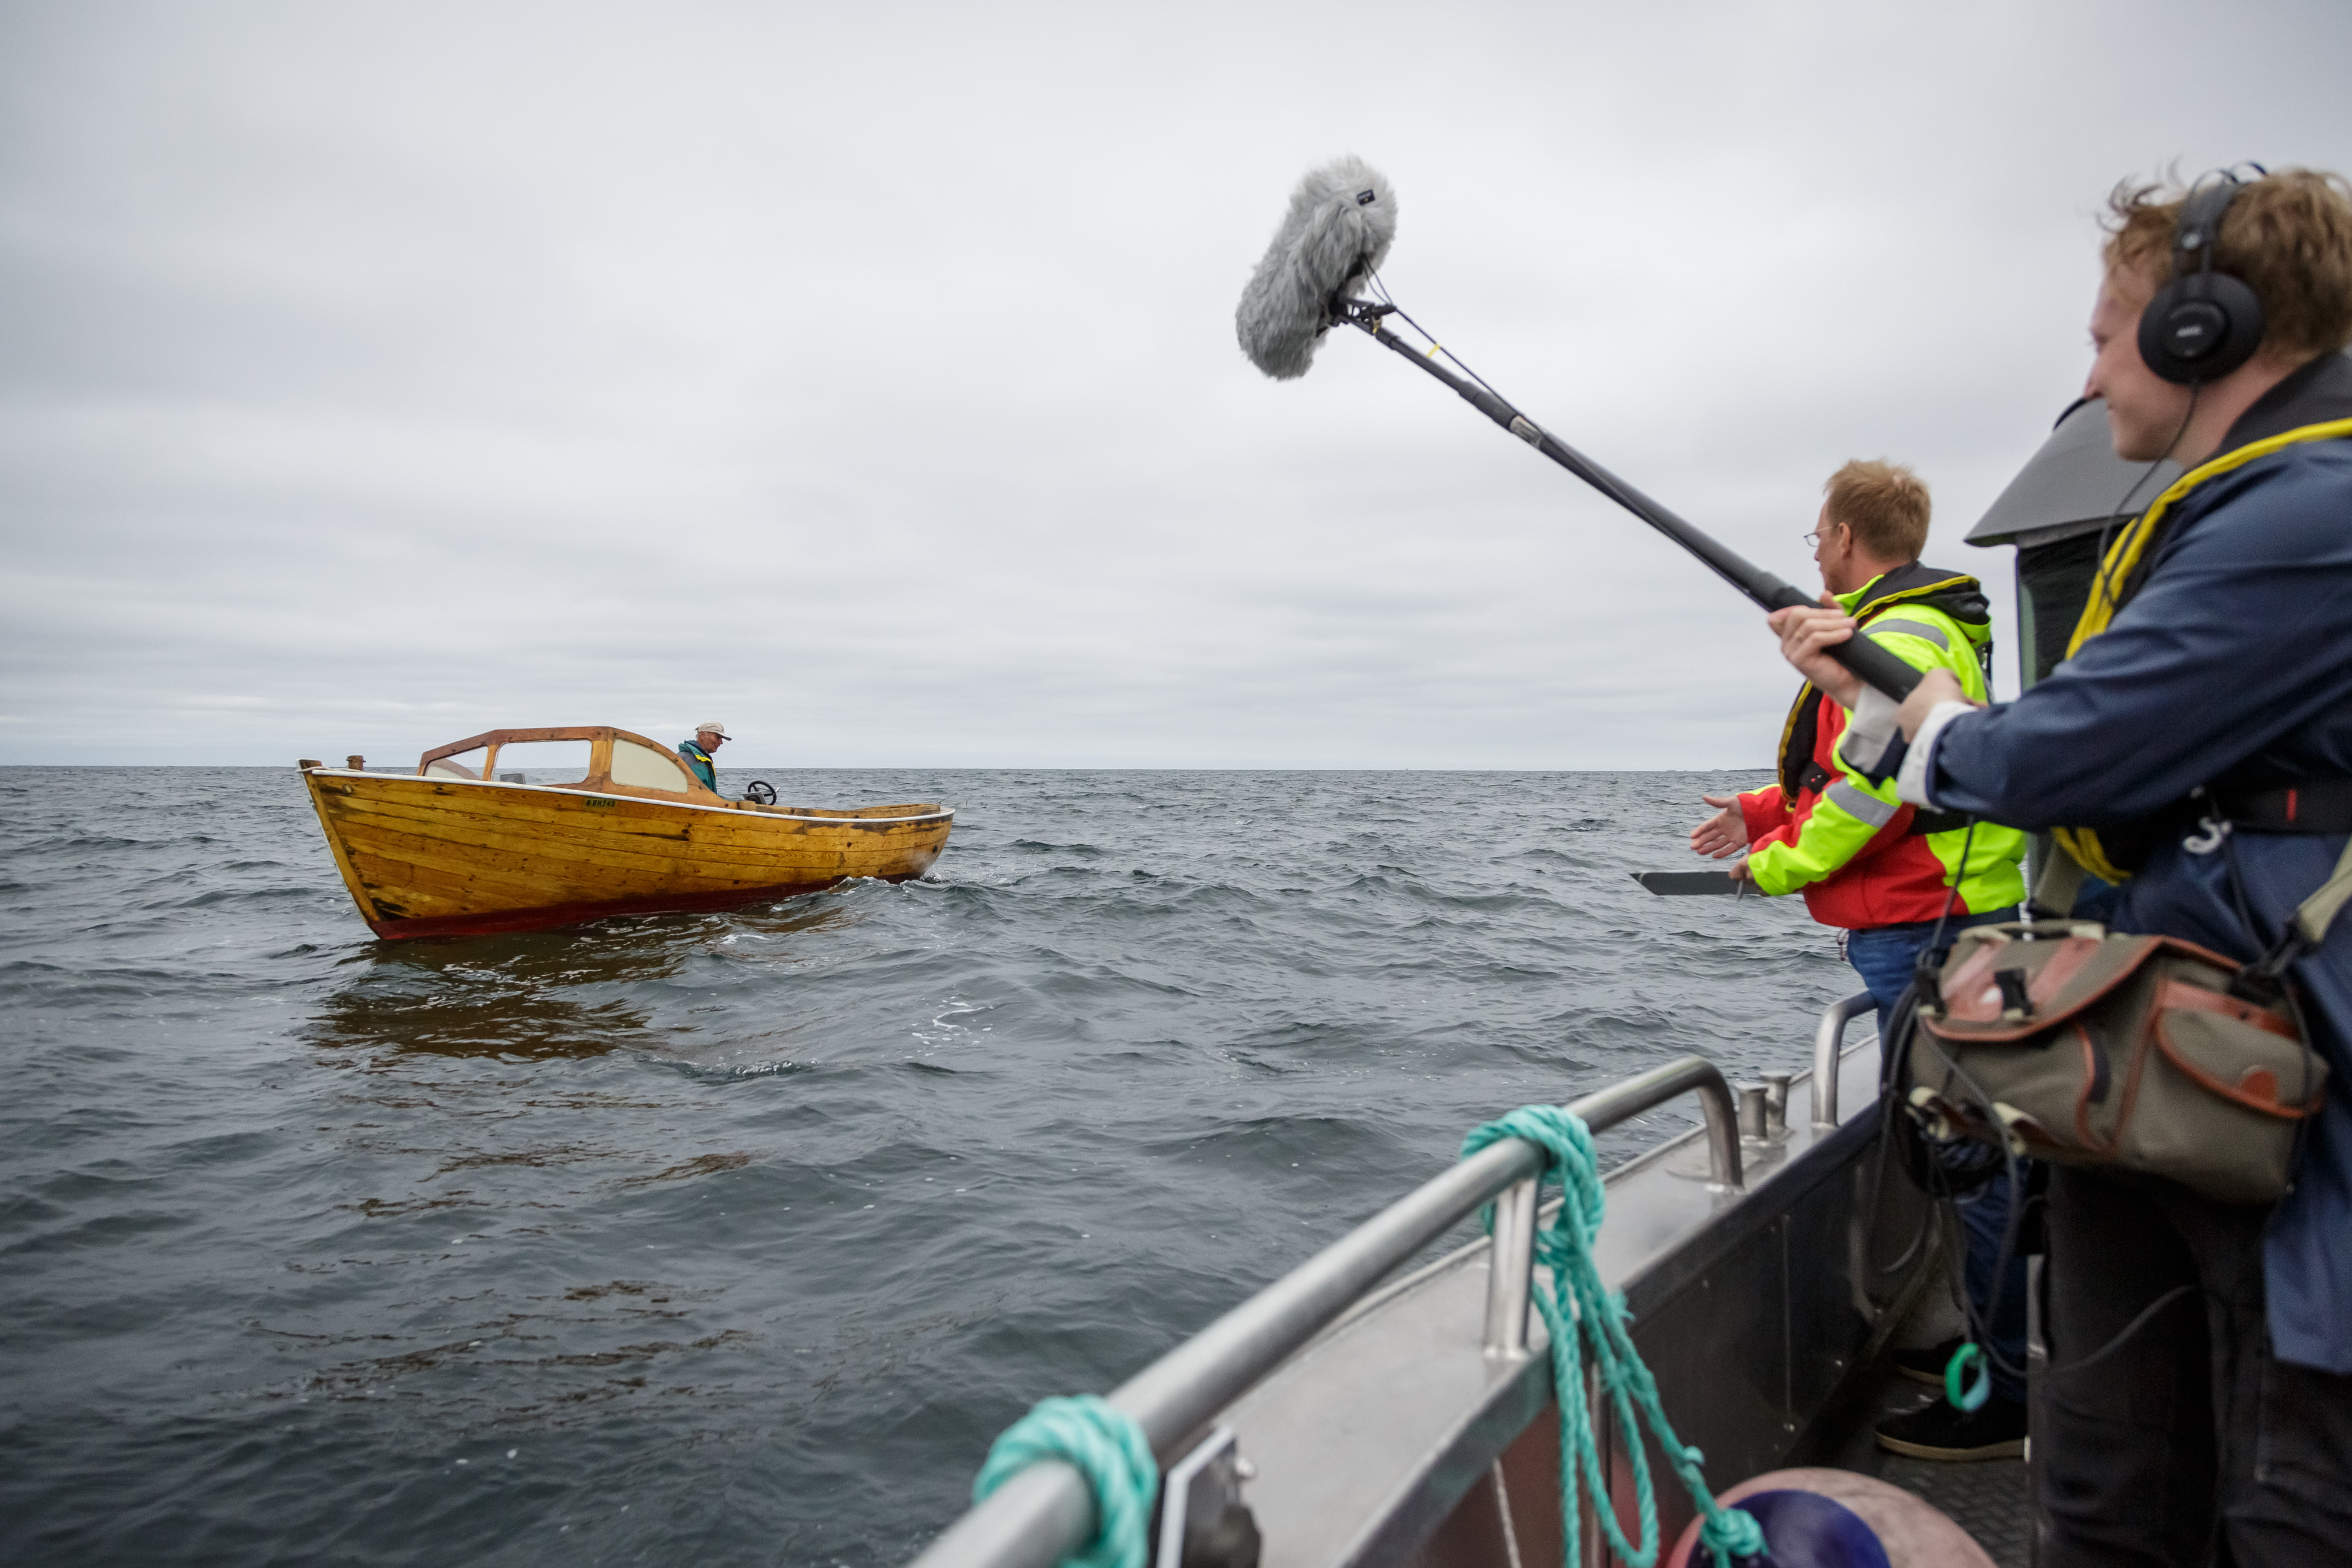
left=1775, top=561, right=1992, bottom=808
left=2052, top=416, right=2352, bottom=884
left=1745, top=563, right=2022, bottom=927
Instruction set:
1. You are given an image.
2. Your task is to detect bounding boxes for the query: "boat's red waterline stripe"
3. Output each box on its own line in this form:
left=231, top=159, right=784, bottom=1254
left=365, top=875, right=917, bottom=941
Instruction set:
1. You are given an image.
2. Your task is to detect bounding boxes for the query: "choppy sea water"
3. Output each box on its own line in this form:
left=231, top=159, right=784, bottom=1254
left=0, top=767, right=1866, bottom=1566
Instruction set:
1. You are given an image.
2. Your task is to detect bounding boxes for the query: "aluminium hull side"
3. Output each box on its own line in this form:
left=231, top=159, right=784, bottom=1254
left=302, top=770, right=953, bottom=940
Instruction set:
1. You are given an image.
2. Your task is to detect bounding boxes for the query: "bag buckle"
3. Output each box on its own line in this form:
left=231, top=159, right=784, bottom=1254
left=2230, top=936, right=2304, bottom=1005
left=1906, top=1086, right=1959, bottom=1141
left=1989, top=1101, right=2034, bottom=1158
left=1912, top=944, right=1947, bottom=1017
left=1994, top=968, right=2034, bottom=1022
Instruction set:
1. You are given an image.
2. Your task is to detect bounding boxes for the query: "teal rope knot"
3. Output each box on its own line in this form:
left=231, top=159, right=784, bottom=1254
left=1462, top=1106, right=1765, bottom=1568
left=1698, top=1506, right=1768, bottom=1563
left=973, top=1395, right=1157, bottom=1568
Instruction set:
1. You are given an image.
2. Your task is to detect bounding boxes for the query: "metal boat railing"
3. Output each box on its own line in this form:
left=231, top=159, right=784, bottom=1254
left=908, top=1054, right=1745, bottom=1568
left=1810, top=991, right=1876, bottom=1131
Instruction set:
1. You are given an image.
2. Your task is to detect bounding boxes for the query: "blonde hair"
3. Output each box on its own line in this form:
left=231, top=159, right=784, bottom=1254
left=1823, top=460, right=1930, bottom=561
left=2103, top=168, right=2352, bottom=360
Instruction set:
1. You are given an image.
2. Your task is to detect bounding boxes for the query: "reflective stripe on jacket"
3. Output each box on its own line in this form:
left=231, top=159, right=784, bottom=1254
left=1738, top=564, right=2025, bottom=928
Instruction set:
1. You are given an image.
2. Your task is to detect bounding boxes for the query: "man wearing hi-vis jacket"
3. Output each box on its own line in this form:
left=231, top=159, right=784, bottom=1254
left=1694, top=461, right=2026, bottom=946
left=1775, top=168, right=2352, bottom=1564
left=1692, top=460, right=2030, bottom=1462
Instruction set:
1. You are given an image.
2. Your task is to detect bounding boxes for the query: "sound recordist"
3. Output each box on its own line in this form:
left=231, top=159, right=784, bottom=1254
left=1774, top=168, right=2352, bottom=1564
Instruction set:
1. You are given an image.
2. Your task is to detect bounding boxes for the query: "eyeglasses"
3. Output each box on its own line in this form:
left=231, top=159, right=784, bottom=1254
left=1804, top=526, right=1841, bottom=549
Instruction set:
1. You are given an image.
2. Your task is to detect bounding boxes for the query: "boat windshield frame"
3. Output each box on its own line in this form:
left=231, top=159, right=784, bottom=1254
left=416, top=726, right=723, bottom=803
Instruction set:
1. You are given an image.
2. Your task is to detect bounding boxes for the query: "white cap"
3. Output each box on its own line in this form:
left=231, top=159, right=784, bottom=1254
left=694, top=720, right=730, bottom=739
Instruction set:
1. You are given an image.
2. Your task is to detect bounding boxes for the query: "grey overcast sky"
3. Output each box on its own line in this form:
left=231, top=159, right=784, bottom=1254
left=3, top=1, right=2347, bottom=769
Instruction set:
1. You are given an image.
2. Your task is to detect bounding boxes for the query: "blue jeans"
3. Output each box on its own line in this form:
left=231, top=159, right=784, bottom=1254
left=1955, top=1166, right=2030, bottom=1404
left=1846, top=911, right=2032, bottom=1404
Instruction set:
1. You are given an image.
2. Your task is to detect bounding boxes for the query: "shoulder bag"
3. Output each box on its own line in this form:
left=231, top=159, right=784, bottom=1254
left=1897, top=836, right=2352, bottom=1204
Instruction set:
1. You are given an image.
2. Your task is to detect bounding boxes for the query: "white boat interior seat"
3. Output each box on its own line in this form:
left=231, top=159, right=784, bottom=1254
left=610, top=737, right=699, bottom=793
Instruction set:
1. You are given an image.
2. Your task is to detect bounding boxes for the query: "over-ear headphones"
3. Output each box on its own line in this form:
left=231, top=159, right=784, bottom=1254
left=2137, top=170, right=2267, bottom=385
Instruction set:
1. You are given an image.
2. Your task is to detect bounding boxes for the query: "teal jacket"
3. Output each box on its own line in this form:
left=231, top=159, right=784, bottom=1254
left=676, top=740, right=717, bottom=791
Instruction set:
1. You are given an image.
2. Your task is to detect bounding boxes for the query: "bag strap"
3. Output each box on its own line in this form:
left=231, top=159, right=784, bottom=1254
left=2051, top=811, right=2351, bottom=942
left=2237, top=833, right=2352, bottom=997
left=2030, top=838, right=2087, bottom=918
left=2293, top=833, right=2352, bottom=947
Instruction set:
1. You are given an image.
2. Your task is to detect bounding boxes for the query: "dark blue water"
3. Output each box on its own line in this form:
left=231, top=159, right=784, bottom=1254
left=0, top=767, right=1858, bottom=1566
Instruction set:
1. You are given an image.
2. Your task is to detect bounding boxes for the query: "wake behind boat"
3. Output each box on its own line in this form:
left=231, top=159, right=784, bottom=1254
left=299, top=725, right=953, bottom=940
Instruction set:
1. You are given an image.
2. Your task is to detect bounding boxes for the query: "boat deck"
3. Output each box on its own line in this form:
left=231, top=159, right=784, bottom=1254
left=1809, top=1356, right=2032, bottom=1568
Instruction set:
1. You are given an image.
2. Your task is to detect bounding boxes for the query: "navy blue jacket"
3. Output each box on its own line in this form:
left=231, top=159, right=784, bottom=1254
left=1918, top=352, right=2352, bottom=1371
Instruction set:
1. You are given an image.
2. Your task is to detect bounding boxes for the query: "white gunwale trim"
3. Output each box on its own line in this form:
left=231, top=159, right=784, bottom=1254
left=308, top=770, right=953, bottom=825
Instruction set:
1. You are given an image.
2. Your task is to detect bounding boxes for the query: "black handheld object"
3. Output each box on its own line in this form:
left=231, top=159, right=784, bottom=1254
left=2138, top=171, right=2267, bottom=386
left=1631, top=871, right=1746, bottom=897
left=1235, top=161, right=1923, bottom=704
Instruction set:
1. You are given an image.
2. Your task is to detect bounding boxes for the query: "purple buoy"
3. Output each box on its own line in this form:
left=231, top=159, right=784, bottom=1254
left=1665, top=1466, right=1999, bottom=1567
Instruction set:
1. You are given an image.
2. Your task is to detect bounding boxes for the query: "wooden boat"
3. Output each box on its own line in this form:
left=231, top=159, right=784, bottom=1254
left=299, top=726, right=952, bottom=940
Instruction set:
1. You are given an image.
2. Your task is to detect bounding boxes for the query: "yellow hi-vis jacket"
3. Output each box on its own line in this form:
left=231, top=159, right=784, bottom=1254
left=1737, top=566, right=2026, bottom=927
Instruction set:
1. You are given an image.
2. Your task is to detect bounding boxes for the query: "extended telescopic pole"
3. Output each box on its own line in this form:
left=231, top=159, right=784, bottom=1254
left=1338, top=303, right=1924, bottom=703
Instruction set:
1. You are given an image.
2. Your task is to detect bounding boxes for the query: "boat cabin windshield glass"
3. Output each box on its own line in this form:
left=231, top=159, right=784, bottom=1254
left=610, top=737, right=697, bottom=793
left=424, top=748, right=485, bottom=780
left=487, top=740, right=592, bottom=786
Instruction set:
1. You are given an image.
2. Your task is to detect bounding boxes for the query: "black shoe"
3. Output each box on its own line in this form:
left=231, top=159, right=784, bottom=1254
left=1875, top=1394, right=2028, bottom=1462
left=1890, top=1336, right=1966, bottom=1388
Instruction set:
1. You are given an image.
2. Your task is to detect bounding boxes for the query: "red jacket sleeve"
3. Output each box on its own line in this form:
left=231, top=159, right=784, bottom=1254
left=1738, top=785, right=1791, bottom=848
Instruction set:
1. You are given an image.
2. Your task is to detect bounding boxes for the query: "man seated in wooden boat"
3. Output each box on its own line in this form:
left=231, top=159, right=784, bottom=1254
left=676, top=721, right=727, bottom=792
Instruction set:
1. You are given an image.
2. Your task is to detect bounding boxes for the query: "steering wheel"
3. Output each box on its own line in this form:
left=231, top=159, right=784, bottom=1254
left=743, top=780, right=778, bottom=806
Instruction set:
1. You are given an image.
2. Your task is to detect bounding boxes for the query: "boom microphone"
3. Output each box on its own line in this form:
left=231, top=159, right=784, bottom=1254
left=1234, top=159, right=1925, bottom=706
left=1235, top=155, right=1395, bottom=380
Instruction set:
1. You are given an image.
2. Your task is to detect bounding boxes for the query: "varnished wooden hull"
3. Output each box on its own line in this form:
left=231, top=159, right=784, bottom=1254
left=302, top=771, right=952, bottom=940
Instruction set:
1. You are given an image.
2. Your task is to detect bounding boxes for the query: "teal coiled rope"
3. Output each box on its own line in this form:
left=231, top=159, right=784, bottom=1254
left=973, top=1394, right=1158, bottom=1568
left=1462, top=1106, right=1766, bottom=1568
